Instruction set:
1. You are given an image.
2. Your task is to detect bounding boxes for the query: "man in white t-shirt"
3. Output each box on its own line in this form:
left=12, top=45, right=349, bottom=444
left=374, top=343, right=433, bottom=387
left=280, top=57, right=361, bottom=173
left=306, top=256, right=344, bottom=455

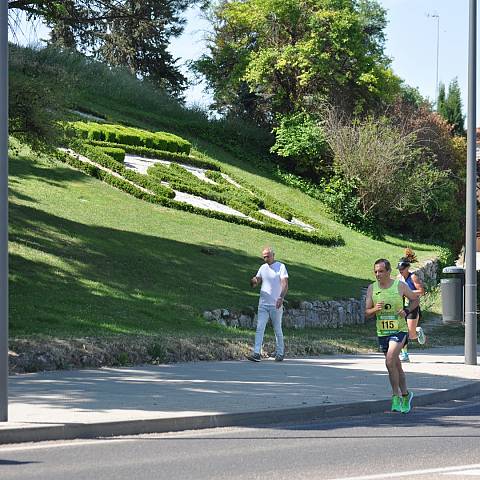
left=246, top=246, right=289, bottom=362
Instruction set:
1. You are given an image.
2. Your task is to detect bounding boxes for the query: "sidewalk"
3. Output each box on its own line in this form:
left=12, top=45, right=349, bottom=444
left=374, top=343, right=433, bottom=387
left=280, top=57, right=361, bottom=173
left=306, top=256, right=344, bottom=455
left=0, top=346, right=479, bottom=444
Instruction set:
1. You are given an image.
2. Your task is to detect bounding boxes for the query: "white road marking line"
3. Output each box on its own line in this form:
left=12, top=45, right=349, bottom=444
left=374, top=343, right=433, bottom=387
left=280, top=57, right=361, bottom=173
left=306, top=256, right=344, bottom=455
left=0, top=438, right=130, bottom=452
left=327, top=463, right=480, bottom=480
left=445, top=470, right=480, bottom=476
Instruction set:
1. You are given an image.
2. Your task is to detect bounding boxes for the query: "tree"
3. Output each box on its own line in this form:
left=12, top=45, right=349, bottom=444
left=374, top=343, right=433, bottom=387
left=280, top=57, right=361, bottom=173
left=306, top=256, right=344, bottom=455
left=194, top=0, right=401, bottom=125
left=322, top=110, right=462, bottom=243
left=437, top=82, right=447, bottom=117
left=437, top=78, right=465, bottom=136
left=8, top=0, right=206, bottom=97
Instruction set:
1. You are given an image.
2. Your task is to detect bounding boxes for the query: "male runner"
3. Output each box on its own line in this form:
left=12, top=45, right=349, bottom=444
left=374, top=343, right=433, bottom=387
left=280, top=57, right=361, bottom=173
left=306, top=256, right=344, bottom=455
left=365, top=258, right=419, bottom=413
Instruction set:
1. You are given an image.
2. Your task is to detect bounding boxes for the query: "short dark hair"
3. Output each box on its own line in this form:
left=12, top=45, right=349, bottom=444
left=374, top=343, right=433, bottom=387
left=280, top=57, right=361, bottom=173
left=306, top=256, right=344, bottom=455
left=374, top=258, right=391, bottom=271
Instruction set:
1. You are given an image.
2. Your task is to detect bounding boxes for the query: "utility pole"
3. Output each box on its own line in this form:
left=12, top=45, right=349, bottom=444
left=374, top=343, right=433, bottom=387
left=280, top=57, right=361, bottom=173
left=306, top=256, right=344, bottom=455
left=465, top=0, right=477, bottom=366
left=427, top=13, right=440, bottom=106
left=0, top=0, right=9, bottom=420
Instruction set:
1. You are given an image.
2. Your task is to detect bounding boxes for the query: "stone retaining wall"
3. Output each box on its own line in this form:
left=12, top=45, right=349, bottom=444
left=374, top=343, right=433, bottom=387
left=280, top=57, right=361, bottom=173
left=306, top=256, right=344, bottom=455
left=203, top=259, right=439, bottom=330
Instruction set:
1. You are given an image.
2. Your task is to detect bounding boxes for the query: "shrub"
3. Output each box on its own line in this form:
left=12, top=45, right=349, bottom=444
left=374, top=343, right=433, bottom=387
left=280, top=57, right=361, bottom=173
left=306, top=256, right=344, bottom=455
left=67, top=122, right=191, bottom=154
left=59, top=142, right=342, bottom=246
left=271, top=112, right=331, bottom=180
left=324, top=108, right=464, bottom=245
left=325, top=112, right=421, bottom=223
left=86, top=141, right=221, bottom=170
left=320, top=175, right=379, bottom=236
left=58, top=148, right=342, bottom=246
left=9, top=44, right=75, bottom=148
left=98, top=147, right=126, bottom=163
left=66, top=140, right=175, bottom=199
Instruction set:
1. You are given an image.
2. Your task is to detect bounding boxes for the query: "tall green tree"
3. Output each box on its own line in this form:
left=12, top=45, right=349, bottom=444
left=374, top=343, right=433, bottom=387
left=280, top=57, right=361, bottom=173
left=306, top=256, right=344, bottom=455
left=8, top=0, right=206, bottom=97
left=194, top=0, right=401, bottom=124
left=437, top=78, right=465, bottom=136
left=437, top=81, right=447, bottom=117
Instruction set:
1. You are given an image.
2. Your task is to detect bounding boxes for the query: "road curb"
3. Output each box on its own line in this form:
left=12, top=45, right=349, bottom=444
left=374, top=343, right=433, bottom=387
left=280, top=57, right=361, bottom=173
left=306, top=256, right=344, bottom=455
left=1, top=381, right=480, bottom=445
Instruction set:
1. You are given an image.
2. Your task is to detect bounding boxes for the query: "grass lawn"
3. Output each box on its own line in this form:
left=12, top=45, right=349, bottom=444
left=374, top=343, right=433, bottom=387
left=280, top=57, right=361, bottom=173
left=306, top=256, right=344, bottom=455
left=9, top=137, right=441, bottom=344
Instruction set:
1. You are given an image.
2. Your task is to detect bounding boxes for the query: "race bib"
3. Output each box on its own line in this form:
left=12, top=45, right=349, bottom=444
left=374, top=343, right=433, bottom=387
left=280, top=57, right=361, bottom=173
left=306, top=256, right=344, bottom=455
left=377, top=317, right=399, bottom=331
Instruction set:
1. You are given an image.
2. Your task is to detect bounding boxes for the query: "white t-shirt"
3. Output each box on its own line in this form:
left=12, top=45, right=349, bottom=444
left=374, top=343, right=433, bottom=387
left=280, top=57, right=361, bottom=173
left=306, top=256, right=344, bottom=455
left=256, top=261, right=288, bottom=306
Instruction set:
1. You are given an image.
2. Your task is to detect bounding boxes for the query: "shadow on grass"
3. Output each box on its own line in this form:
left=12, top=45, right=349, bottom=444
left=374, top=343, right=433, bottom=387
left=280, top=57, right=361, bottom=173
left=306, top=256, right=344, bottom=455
left=9, top=201, right=367, bottom=337
left=9, top=153, right=367, bottom=337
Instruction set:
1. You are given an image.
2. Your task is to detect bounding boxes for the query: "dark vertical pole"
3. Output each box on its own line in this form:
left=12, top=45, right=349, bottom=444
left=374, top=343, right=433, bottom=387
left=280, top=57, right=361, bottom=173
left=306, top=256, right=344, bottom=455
left=465, top=0, right=478, bottom=366
left=0, top=0, right=8, bottom=419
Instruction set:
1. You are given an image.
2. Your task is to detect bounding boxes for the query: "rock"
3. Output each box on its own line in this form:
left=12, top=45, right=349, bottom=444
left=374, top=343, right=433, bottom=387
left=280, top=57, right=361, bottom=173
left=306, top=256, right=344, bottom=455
left=203, top=311, right=215, bottom=321
left=239, top=314, right=253, bottom=328
left=299, top=301, right=313, bottom=310
left=229, top=317, right=239, bottom=328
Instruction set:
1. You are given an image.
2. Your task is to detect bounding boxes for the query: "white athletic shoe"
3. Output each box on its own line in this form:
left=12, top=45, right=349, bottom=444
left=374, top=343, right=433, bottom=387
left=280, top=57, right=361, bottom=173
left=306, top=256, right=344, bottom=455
left=416, top=326, right=426, bottom=345
left=399, top=351, right=410, bottom=362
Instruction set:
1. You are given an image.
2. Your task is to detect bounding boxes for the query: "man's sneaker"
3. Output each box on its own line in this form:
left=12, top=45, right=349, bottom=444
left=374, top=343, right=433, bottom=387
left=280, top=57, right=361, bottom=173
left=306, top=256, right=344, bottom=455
left=399, top=351, right=410, bottom=362
left=416, top=326, right=426, bottom=345
left=246, top=353, right=261, bottom=362
left=274, top=355, right=284, bottom=362
left=401, top=391, right=414, bottom=414
left=391, top=395, right=401, bottom=412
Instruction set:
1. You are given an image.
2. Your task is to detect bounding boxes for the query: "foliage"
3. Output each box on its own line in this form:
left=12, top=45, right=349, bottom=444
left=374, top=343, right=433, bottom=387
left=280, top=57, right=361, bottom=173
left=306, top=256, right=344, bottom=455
left=323, top=110, right=463, bottom=244
left=87, top=140, right=222, bottom=170
left=388, top=95, right=458, bottom=173
left=194, top=0, right=401, bottom=124
left=66, top=121, right=191, bottom=154
left=437, top=78, right=465, bottom=136
left=324, top=113, right=419, bottom=219
left=319, top=175, right=379, bottom=236
left=63, top=137, right=343, bottom=246
left=8, top=0, right=207, bottom=96
left=64, top=141, right=175, bottom=199
left=10, top=44, right=274, bottom=164
left=274, top=166, right=324, bottom=200
left=97, top=146, right=125, bottom=163
left=271, top=112, right=331, bottom=180
left=449, top=135, right=467, bottom=178
left=8, top=44, right=74, bottom=148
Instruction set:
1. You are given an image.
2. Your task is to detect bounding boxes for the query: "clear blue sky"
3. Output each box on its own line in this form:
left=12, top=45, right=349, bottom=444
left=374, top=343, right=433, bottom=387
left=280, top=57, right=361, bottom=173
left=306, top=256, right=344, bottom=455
left=11, top=1, right=477, bottom=122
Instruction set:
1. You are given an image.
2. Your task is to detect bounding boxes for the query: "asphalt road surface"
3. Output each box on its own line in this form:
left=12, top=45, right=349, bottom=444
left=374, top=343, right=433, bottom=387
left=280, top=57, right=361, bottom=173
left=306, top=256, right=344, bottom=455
left=1, top=395, right=480, bottom=480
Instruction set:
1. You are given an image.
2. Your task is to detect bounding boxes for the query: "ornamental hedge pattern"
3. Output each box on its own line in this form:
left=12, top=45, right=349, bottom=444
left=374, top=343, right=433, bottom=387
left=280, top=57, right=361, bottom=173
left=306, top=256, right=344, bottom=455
left=66, top=121, right=191, bottom=154
left=61, top=122, right=343, bottom=246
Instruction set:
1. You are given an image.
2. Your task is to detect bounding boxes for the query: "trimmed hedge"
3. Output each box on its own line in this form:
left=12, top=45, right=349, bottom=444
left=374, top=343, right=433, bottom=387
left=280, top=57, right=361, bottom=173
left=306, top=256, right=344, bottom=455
left=57, top=147, right=343, bottom=246
left=66, top=121, right=191, bottom=154
left=85, top=140, right=220, bottom=171
left=98, top=146, right=125, bottom=163
left=65, top=140, right=175, bottom=199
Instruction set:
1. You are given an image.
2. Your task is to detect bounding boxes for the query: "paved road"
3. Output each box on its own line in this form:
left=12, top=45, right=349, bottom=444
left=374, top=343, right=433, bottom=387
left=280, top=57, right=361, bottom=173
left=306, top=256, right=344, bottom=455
left=1, top=396, right=479, bottom=480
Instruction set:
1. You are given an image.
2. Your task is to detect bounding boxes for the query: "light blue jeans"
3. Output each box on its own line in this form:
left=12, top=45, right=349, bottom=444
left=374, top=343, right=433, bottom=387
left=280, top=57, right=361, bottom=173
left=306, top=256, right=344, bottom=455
left=254, top=305, right=284, bottom=356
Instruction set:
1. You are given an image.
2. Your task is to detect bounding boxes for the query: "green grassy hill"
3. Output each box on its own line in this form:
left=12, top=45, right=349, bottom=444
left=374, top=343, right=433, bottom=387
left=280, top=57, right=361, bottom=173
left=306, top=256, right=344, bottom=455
left=9, top=137, right=440, bottom=338
left=8, top=45, right=450, bottom=361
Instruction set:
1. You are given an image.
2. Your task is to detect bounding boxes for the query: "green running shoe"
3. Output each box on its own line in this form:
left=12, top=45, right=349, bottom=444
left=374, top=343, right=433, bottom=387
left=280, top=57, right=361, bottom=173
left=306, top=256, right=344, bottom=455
left=401, top=391, right=414, bottom=414
left=391, top=395, right=401, bottom=412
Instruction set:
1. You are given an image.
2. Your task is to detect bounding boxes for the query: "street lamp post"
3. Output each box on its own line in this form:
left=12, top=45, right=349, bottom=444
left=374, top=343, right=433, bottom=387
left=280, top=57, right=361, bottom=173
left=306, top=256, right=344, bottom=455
left=0, top=0, right=9, bottom=420
left=427, top=13, right=440, bottom=106
left=465, top=0, right=478, bottom=366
